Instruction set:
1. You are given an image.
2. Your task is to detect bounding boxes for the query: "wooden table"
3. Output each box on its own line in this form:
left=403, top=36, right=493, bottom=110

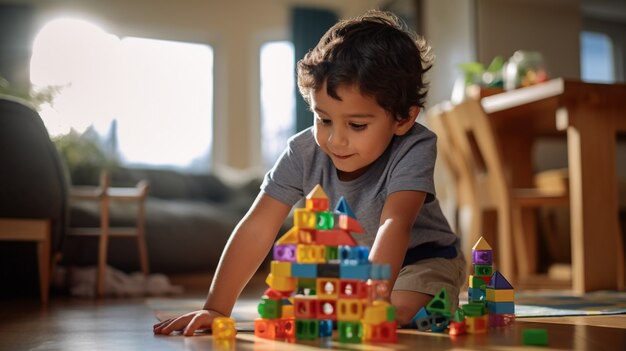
left=481, top=78, right=626, bottom=293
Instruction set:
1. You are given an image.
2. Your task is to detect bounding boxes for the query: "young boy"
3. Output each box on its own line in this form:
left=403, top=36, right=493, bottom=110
left=154, top=10, right=465, bottom=336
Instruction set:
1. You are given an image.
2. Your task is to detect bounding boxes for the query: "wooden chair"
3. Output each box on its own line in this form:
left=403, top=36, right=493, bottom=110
left=426, top=104, right=482, bottom=270
left=438, top=99, right=570, bottom=284
left=67, top=171, right=150, bottom=297
left=0, top=219, right=52, bottom=305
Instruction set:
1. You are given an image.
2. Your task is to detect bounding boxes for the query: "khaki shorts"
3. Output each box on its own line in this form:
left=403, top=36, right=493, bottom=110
left=393, top=250, right=467, bottom=310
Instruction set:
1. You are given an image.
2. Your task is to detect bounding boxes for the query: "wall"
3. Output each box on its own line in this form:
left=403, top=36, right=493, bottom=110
left=0, top=0, right=382, bottom=171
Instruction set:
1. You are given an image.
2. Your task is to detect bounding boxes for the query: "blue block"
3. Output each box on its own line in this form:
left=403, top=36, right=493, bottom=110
left=468, top=287, right=486, bottom=302
left=291, top=263, right=317, bottom=278
left=487, top=301, right=515, bottom=314
left=339, top=246, right=370, bottom=265
left=319, top=320, right=333, bottom=337
left=339, top=263, right=371, bottom=279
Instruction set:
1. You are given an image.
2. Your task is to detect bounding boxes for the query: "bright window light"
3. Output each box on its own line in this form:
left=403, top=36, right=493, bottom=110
left=260, top=41, right=295, bottom=169
left=580, top=31, right=615, bottom=83
left=30, top=18, right=213, bottom=172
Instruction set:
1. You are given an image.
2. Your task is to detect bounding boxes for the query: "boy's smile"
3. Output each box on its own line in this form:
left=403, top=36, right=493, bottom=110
left=310, top=82, right=414, bottom=181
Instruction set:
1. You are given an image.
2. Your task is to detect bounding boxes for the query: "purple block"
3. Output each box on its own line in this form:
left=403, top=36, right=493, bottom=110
left=472, top=250, right=493, bottom=265
left=273, top=244, right=297, bottom=262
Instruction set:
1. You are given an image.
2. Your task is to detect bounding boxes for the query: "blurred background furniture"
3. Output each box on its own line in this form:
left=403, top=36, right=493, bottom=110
left=0, top=219, right=51, bottom=304
left=439, top=99, right=570, bottom=286
left=481, top=78, right=626, bottom=293
left=0, top=96, right=68, bottom=301
left=67, top=171, right=149, bottom=297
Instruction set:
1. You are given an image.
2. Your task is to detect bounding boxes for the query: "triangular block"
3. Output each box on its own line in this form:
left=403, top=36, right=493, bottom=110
left=487, top=271, right=514, bottom=290
left=334, top=196, right=356, bottom=218
left=276, top=227, right=299, bottom=244
left=472, top=236, right=492, bottom=251
left=426, top=288, right=452, bottom=317
left=305, top=184, right=329, bottom=211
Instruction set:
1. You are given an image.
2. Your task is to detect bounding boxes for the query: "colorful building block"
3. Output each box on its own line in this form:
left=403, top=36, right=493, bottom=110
left=212, top=317, right=237, bottom=339
left=522, top=328, right=548, bottom=346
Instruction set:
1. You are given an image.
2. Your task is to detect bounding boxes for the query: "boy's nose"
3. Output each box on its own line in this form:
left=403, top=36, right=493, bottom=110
left=328, top=128, right=349, bottom=147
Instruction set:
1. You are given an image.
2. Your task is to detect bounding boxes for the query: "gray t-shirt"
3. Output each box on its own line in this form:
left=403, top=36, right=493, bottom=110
left=261, top=123, right=457, bottom=250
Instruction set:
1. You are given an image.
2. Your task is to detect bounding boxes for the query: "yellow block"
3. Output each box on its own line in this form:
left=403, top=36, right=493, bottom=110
left=270, top=261, right=292, bottom=277
left=362, top=301, right=391, bottom=325
left=276, top=227, right=299, bottom=244
left=337, top=299, right=365, bottom=321
left=281, top=305, right=294, bottom=318
left=294, top=209, right=316, bottom=229
left=485, top=288, right=515, bottom=302
left=297, top=244, right=326, bottom=263
left=265, top=273, right=296, bottom=292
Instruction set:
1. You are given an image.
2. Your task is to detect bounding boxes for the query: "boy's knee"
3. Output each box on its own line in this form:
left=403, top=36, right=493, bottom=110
left=391, top=291, right=433, bottom=326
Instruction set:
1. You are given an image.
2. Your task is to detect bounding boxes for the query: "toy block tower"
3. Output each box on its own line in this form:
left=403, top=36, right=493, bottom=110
left=255, top=185, right=397, bottom=344
left=461, top=236, right=515, bottom=333
left=486, top=271, right=515, bottom=327
left=468, top=236, right=493, bottom=302
left=461, top=236, right=493, bottom=334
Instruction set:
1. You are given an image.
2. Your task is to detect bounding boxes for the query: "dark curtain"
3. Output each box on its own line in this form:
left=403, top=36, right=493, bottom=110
left=291, top=7, right=338, bottom=132
left=0, top=4, right=35, bottom=90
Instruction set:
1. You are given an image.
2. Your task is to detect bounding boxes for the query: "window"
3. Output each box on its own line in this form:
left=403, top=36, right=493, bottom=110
left=30, top=18, right=214, bottom=172
left=260, top=41, right=296, bottom=169
left=580, top=31, right=615, bottom=83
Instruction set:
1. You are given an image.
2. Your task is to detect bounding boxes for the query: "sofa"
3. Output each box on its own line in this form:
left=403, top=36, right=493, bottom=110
left=62, top=166, right=271, bottom=275
left=1, top=95, right=282, bottom=298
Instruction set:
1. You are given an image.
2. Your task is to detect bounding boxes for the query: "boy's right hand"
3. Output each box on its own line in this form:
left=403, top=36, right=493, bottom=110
left=153, top=309, right=225, bottom=336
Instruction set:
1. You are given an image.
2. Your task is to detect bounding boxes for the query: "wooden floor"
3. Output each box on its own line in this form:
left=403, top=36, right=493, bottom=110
left=1, top=275, right=626, bottom=350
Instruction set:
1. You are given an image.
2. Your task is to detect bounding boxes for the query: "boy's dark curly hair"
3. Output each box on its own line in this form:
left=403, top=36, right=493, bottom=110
left=297, top=10, right=433, bottom=121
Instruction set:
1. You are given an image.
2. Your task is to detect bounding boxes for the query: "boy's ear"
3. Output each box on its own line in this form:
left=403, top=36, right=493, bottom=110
left=394, top=106, right=421, bottom=136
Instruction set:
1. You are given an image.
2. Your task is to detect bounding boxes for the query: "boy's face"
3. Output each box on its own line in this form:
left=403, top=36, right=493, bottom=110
left=310, top=82, right=414, bottom=181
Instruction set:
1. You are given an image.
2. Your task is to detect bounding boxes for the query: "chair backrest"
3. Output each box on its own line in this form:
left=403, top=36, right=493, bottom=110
left=426, top=102, right=474, bottom=207
left=0, top=95, right=69, bottom=253
left=441, top=98, right=510, bottom=208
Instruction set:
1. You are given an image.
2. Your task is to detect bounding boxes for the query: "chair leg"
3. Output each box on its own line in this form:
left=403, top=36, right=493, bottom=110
left=96, top=194, right=110, bottom=298
left=36, top=223, right=51, bottom=306
left=497, top=205, right=515, bottom=282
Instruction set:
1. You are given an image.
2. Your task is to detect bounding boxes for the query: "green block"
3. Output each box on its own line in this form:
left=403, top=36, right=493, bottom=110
left=522, top=328, right=548, bottom=346
left=297, top=278, right=317, bottom=295
left=325, top=246, right=338, bottom=261
left=426, top=288, right=452, bottom=317
left=461, top=302, right=487, bottom=317
left=338, top=321, right=362, bottom=343
left=386, top=305, right=396, bottom=322
left=452, top=308, right=465, bottom=322
left=296, top=319, right=319, bottom=340
left=257, top=297, right=282, bottom=319
left=473, top=264, right=493, bottom=277
left=316, top=211, right=334, bottom=229
left=470, top=275, right=487, bottom=289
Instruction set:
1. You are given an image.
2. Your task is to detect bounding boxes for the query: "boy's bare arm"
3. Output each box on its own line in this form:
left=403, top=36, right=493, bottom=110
left=369, top=190, right=426, bottom=290
left=153, top=191, right=291, bottom=336
left=203, top=192, right=292, bottom=315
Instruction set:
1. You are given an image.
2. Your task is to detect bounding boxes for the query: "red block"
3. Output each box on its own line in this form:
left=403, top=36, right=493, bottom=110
left=369, top=321, right=398, bottom=343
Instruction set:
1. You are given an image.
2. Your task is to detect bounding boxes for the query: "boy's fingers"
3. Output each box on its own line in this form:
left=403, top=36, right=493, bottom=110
left=159, top=316, right=190, bottom=335
left=153, top=318, right=173, bottom=331
left=183, top=314, right=209, bottom=337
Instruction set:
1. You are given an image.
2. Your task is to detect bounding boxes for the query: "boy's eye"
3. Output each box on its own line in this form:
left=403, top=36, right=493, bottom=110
left=349, top=122, right=367, bottom=131
left=316, top=117, right=332, bottom=126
